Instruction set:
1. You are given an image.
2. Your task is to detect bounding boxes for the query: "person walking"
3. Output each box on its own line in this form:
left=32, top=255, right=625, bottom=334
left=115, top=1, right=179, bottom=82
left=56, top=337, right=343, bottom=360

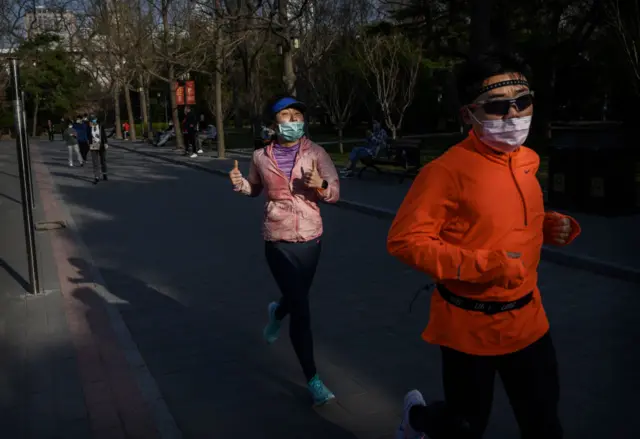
left=47, top=119, right=55, bottom=141
left=89, top=116, right=108, bottom=184
left=123, top=121, right=130, bottom=140
left=73, top=117, right=90, bottom=162
left=228, top=94, right=340, bottom=406
left=63, top=120, right=83, bottom=167
left=182, top=106, right=201, bottom=157
left=387, top=48, right=581, bottom=439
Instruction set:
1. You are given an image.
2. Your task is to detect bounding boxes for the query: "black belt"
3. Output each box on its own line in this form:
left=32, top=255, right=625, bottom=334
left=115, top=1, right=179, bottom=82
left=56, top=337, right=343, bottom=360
left=437, top=284, right=533, bottom=315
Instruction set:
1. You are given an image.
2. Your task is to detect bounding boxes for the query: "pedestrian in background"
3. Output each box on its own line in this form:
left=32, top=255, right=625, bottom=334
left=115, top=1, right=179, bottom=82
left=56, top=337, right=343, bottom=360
left=182, top=106, right=201, bottom=157
left=73, top=116, right=90, bottom=162
left=228, top=94, right=340, bottom=407
left=63, top=120, right=83, bottom=167
left=47, top=119, right=55, bottom=141
left=89, top=116, right=108, bottom=184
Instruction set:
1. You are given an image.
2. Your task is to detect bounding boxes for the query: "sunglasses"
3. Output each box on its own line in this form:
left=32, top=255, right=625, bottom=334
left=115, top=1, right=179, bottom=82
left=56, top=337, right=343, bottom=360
left=470, top=92, right=534, bottom=116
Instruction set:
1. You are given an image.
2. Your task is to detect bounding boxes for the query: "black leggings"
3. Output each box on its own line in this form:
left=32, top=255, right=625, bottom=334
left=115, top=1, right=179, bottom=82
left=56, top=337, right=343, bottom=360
left=410, top=332, right=562, bottom=439
left=78, top=141, right=90, bottom=161
left=265, top=239, right=321, bottom=382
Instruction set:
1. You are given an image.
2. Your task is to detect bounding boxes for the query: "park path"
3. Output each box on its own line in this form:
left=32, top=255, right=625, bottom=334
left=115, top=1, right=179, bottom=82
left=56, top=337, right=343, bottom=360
left=1, top=138, right=639, bottom=438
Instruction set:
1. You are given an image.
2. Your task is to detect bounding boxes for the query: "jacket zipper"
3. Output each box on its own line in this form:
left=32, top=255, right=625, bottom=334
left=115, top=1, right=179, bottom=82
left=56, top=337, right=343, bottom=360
left=268, top=144, right=302, bottom=238
left=509, top=156, right=528, bottom=227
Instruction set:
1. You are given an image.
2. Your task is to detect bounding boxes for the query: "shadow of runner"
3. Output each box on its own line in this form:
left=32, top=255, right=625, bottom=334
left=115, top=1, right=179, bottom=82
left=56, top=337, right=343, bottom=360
left=52, top=171, right=95, bottom=184
left=65, top=256, right=360, bottom=439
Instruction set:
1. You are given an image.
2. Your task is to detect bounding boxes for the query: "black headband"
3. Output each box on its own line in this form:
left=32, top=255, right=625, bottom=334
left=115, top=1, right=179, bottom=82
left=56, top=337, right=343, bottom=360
left=475, top=79, right=530, bottom=98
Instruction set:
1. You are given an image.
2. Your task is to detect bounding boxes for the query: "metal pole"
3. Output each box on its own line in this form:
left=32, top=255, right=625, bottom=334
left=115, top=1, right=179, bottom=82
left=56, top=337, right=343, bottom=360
left=21, top=90, right=35, bottom=209
left=10, top=58, right=40, bottom=294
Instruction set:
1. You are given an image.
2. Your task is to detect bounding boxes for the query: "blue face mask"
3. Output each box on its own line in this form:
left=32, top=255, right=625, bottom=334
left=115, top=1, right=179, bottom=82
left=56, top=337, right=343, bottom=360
left=277, top=121, right=304, bottom=142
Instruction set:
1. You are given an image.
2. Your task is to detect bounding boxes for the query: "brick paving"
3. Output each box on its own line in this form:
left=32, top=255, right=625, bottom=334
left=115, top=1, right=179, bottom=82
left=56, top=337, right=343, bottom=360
left=0, top=141, right=165, bottom=439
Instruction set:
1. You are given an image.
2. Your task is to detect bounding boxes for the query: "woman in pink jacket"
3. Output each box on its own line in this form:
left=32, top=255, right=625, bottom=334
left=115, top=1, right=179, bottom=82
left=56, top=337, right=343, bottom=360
left=228, top=95, right=340, bottom=406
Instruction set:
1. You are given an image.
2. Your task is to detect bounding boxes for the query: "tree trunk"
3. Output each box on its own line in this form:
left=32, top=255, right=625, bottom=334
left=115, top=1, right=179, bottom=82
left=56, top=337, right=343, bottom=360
left=283, top=49, right=296, bottom=96
left=31, top=96, right=39, bottom=137
left=215, top=24, right=226, bottom=159
left=124, top=85, right=137, bottom=142
left=146, top=87, right=152, bottom=135
left=338, top=127, right=344, bottom=154
left=139, top=75, right=149, bottom=139
left=233, top=81, right=242, bottom=130
left=168, top=65, right=184, bottom=150
left=279, top=0, right=296, bottom=96
left=249, top=72, right=262, bottom=137
left=114, top=83, right=122, bottom=139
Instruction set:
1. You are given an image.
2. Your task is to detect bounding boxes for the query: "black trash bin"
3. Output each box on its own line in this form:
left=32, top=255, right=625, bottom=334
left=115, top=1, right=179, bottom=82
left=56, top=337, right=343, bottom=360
left=547, top=123, right=637, bottom=216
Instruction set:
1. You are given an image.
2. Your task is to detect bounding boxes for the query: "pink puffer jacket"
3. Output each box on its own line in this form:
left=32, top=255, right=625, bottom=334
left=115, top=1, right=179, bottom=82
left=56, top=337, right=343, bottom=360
left=235, top=137, right=340, bottom=242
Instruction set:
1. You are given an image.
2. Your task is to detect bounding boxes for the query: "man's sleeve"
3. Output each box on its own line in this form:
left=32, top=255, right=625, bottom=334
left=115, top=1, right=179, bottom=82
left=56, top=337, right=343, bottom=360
left=387, top=162, right=514, bottom=284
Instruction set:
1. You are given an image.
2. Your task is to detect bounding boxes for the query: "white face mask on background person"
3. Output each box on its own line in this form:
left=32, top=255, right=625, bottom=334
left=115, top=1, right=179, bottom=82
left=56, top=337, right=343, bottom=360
left=470, top=111, right=532, bottom=153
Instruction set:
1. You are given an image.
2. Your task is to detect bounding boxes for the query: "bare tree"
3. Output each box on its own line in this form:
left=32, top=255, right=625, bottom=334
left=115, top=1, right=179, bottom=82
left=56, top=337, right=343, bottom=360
left=299, top=0, right=364, bottom=152
left=141, top=0, right=211, bottom=151
left=356, top=33, right=422, bottom=139
left=606, top=0, right=640, bottom=91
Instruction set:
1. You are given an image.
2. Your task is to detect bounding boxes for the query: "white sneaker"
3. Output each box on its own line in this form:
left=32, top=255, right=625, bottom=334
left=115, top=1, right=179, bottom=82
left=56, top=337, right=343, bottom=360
left=190, top=153, right=198, bottom=158
left=396, top=390, right=426, bottom=439
left=69, top=163, right=73, bottom=167
left=197, top=149, right=203, bottom=154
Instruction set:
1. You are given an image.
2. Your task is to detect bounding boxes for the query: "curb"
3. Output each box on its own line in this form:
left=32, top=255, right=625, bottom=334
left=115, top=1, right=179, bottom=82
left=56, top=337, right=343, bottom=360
left=111, top=142, right=640, bottom=284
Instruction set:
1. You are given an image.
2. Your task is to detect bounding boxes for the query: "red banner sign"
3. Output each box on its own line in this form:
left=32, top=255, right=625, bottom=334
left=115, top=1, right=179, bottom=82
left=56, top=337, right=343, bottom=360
left=185, top=80, right=196, bottom=105
left=175, top=82, right=185, bottom=106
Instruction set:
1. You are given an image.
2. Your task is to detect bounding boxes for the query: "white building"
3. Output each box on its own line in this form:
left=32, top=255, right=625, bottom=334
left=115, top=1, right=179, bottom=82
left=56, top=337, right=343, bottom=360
left=24, top=6, right=77, bottom=47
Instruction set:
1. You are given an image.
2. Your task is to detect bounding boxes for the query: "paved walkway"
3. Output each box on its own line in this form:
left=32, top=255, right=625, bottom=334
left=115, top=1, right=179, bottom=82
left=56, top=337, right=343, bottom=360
left=0, top=139, right=636, bottom=438
left=112, top=140, right=640, bottom=276
left=0, top=141, right=169, bottom=439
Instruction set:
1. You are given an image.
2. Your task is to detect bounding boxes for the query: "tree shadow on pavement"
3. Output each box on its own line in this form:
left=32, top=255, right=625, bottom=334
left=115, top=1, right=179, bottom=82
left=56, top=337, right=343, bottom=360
left=65, top=256, right=360, bottom=439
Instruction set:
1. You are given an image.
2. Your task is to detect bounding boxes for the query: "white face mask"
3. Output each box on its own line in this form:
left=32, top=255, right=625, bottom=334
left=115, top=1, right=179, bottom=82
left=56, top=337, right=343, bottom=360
left=470, top=112, right=532, bottom=153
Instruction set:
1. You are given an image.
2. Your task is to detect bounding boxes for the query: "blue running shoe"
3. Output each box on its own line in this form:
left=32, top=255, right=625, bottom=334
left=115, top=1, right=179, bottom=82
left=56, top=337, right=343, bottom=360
left=308, top=375, right=335, bottom=406
left=263, top=302, right=281, bottom=344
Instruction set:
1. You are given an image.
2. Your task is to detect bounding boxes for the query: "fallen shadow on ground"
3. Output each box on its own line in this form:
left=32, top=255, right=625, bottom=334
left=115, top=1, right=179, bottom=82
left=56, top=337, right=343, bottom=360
left=66, top=256, right=361, bottom=439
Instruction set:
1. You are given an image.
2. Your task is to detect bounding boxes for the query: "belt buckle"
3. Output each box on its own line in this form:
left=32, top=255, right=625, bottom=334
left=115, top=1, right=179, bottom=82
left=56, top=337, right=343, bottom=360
left=484, top=300, right=518, bottom=315
left=483, top=303, right=499, bottom=315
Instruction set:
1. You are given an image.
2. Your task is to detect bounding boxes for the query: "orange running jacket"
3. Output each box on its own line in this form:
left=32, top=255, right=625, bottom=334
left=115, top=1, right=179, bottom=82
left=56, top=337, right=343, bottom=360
left=387, top=131, right=581, bottom=355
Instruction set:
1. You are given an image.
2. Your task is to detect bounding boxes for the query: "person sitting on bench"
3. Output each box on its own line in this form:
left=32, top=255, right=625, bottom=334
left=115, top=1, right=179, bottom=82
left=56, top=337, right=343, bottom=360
left=341, top=120, right=388, bottom=178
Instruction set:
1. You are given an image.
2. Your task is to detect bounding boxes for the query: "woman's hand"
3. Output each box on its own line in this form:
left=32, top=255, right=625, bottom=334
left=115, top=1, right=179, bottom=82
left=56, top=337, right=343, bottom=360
left=302, top=160, right=323, bottom=189
left=229, top=160, right=243, bottom=189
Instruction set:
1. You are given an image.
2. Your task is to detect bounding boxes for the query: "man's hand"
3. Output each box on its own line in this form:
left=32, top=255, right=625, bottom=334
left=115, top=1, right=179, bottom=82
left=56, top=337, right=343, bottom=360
left=302, top=160, right=323, bottom=189
left=229, top=160, right=243, bottom=189
left=546, top=215, right=572, bottom=245
left=495, top=251, right=526, bottom=289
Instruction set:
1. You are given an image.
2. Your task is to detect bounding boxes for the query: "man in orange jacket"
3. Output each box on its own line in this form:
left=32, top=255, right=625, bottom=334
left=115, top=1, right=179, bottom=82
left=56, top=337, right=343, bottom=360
left=388, top=49, right=581, bottom=439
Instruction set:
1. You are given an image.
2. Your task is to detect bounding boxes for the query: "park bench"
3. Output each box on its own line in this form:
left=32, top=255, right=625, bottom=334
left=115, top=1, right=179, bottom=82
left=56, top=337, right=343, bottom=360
left=358, top=137, right=423, bottom=183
